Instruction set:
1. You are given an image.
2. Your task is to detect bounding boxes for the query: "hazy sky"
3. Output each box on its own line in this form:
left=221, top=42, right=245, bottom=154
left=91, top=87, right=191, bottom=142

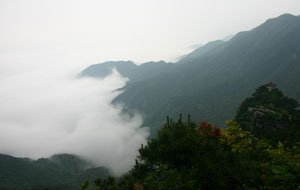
left=0, top=0, right=300, bottom=175
left=1, top=0, right=300, bottom=64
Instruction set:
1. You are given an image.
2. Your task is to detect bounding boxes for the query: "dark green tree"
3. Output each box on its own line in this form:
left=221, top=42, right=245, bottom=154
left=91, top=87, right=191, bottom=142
left=235, top=82, right=300, bottom=144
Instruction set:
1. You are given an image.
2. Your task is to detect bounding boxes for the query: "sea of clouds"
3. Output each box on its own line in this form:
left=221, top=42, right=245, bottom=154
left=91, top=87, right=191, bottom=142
left=0, top=50, right=148, bottom=175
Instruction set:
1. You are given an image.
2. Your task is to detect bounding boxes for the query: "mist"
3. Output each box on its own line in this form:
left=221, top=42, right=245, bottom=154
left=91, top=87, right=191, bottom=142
left=0, top=51, right=148, bottom=175
left=1, top=0, right=300, bottom=177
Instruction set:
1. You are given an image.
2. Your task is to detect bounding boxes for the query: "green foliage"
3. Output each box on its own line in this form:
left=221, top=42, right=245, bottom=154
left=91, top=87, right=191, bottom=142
left=235, top=83, right=300, bottom=144
left=94, top=176, right=120, bottom=190
left=0, top=154, right=110, bottom=190
left=224, top=121, right=300, bottom=189
left=138, top=118, right=201, bottom=169
left=132, top=118, right=233, bottom=189
left=107, top=117, right=300, bottom=190
left=92, top=84, right=300, bottom=189
left=81, top=180, right=89, bottom=190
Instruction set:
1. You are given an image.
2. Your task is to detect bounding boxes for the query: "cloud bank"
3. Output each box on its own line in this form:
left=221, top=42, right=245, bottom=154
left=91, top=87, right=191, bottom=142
left=0, top=52, right=148, bottom=175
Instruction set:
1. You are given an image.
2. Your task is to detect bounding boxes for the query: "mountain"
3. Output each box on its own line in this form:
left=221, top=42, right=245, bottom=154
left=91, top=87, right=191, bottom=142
left=79, top=14, right=300, bottom=136
left=177, top=40, right=225, bottom=64
left=97, top=96, right=300, bottom=190
left=79, top=61, right=136, bottom=79
left=80, top=60, right=173, bottom=83
left=235, top=82, right=300, bottom=144
left=110, top=14, right=300, bottom=135
left=0, top=153, right=110, bottom=190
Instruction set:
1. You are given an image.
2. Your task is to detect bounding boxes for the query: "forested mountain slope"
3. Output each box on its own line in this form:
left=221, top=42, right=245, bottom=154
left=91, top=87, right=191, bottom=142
left=235, top=82, right=300, bottom=144
left=95, top=85, right=300, bottom=189
left=0, top=154, right=110, bottom=190
left=113, top=14, right=300, bottom=135
left=80, top=14, right=300, bottom=135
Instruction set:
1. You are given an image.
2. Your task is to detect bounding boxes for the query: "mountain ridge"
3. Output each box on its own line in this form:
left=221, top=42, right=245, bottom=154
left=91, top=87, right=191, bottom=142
left=82, top=14, right=300, bottom=135
left=0, top=153, right=110, bottom=190
left=80, top=60, right=173, bottom=83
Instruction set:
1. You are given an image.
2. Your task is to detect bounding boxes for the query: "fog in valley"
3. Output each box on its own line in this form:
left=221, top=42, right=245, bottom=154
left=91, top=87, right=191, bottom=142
left=0, top=52, right=148, bottom=175
left=1, top=0, right=300, bottom=176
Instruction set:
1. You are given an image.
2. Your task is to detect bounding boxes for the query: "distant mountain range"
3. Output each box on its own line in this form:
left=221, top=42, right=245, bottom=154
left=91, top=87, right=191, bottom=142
left=82, top=14, right=300, bottom=136
left=0, top=154, right=109, bottom=190
left=2, top=13, right=300, bottom=190
left=79, top=60, right=173, bottom=83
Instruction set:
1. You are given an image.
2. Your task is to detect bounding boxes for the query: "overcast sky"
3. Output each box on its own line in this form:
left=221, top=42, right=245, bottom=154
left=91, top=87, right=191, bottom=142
left=1, top=0, right=300, bottom=64
left=0, top=0, right=300, bottom=175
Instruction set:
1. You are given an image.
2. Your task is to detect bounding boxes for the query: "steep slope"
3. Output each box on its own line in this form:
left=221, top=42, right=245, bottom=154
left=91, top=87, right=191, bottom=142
left=177, top=40, right=225, bottom=64
left=113, top=14, right=300, bottom=135
left=128, top=61, right=173, bottom=82
left=235, top=82, right=300, bottom=144
left=0, top=154, right=110, bottom=190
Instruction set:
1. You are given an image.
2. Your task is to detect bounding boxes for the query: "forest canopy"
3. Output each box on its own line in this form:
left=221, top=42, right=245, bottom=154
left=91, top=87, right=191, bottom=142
left=90, top=84, right=300, bottom=190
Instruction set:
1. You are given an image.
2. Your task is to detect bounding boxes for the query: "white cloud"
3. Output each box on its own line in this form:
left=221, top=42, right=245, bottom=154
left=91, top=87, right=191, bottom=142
left=0, top=52, right=148, bottom=175
left=1, top=0, right=300, bottom=175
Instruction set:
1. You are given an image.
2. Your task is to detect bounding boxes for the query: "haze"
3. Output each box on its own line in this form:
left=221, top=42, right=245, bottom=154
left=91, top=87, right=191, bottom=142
left=2, top=0, right=300, bottom=63
left=0, top=0, right=300, bottom=175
